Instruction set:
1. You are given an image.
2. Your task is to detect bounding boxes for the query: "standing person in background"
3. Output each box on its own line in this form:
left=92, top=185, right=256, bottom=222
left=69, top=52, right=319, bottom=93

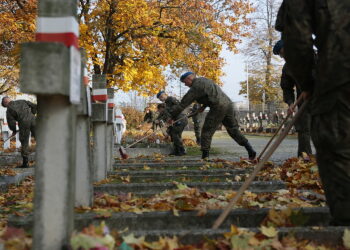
left=276, top=0, right=350, bottom=226
left=272, top=111, right=279, bottom=125
left=190, top=103, right=204, bottom=145
left=2, top=97, right=36, bottom=168
left=273, top=40, right=312, bottom=158
left=143, top=107, right=155, bottom=124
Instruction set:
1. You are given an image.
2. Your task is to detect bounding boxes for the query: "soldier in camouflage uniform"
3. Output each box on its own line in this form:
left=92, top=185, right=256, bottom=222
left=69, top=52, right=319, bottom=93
left=143, top=107, right=155, bottom=123
left=156, top=91, right=188, bottom=156
left=170, top=72, right=256, bottom=160
left=273, top=40, right=312, bottom=157
left=276, top=0, right=350, bottom=225
left=190, top=103, right=205, bottom=145
left=2, top=97, right=36, bottom=168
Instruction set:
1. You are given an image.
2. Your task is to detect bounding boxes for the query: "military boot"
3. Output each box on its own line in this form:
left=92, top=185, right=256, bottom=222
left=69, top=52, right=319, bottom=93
left=169, top=147, right=179, bottom=156
left=244, top=142, right=256, bottom=160
left=18, top=156, right=29, bottom=168
left=202, top=150, right=209, bottom=160
left=176, top=146, right=186, bottom=156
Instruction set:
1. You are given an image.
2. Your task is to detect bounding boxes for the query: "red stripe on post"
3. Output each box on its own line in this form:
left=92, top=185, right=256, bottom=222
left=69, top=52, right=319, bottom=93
left=108, top=103, right=115, bottom=108
left=36, top=33, right=79, bottom=49
left=92, top=95, right=108, bottom=102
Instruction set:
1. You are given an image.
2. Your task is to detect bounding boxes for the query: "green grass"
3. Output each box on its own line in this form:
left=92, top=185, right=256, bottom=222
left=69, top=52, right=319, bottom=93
left=185, top=146, right=221, bottom=156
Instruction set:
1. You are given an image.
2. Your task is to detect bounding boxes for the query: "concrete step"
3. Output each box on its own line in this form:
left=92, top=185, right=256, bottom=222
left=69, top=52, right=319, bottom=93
left=114, top=162, right=248, bottom=172
left=114, top=158, right=203, bottom=164
left=0, top=168, right=34, bottom=192
left=8, top=207, right=330, bottom=232
left=115, top=162, right=206, bottom=168
left=0, top=154, right=35, bottom=167
left=130, top=226, right=346, bottom=245
left=111, top=169, right=247, bottom=176
left=94, top=181, right=285, bottom=196
left=107, top=174, right=263, bottom=184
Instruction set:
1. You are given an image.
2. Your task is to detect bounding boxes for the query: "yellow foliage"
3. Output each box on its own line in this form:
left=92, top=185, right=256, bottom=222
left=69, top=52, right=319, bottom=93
left=0, top=0, right=252, bottom=95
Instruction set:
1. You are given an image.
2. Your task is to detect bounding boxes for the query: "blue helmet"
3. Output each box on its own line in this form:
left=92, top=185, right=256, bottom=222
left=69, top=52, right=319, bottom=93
left=180, top=72, right=194, bottom=82
left=273, top=40, right=284, bottom=55
left=156, top=90, right=165, bottom=98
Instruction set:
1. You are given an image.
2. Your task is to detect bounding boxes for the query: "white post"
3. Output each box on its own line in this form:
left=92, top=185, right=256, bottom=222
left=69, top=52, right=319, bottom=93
left=91, top=75, right=108, bottom=182
left=2, top=122, right=10, bottom=149
left=246, top=63, right=250, bottom=113
left=107, top=88, right=115, bottom=172
left=15, top=124, right=21, bottom=148
left=75, top=50, right=93, bottom=207
left=19, top=0, right=81, bottom=248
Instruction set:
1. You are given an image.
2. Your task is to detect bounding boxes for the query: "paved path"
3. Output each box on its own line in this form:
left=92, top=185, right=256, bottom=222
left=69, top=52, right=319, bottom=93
left=184, top=131, right=315, bottom=163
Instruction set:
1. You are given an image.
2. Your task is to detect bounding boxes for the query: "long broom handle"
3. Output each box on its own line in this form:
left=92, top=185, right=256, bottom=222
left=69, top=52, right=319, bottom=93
left=3, top=134, right=16, bottom=144
left=257, top=95, right=303, bottom=161
left=125, top=113, right=193, bottom=149
left=212, top=99, right=309, bottom=230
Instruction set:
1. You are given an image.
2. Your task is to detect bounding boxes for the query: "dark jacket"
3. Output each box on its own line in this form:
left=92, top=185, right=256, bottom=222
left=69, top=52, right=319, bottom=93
left=6, top=100, right=37, bottom=132
left=276, top=0, right=350, bottom=114
left=171, top=77, right=231, bottom=117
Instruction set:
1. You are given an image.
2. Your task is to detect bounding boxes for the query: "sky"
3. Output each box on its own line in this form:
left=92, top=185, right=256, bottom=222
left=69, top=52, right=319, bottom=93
left=114, top=48, right=248, bottom=107
left=220, top=48, right=247, bottom=103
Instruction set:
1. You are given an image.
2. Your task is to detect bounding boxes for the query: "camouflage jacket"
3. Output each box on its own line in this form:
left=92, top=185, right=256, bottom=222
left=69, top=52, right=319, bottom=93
left=281, top=64, right=301, bottom=106
left=6, top=100, right=37, bottom=132
left=143, top=111, right=155, bottom=123
left=157, top=96, right=187, bottom=122
left=171, top=77, right=231, bottom=117
left=276, top=0, right=350, bottom=114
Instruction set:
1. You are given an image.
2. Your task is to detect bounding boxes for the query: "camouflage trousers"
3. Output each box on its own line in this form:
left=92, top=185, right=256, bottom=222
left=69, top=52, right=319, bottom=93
left=192, top=113, right=204, bottom=141
left=167, top=118, right=188, bottom=149
left=295, top=103, right=312, bottom=156
left=311, top=83, right=350, bottom=225
left=201, top=103, right=248, bottom=151
left=19, top=118, right=36, bottom=157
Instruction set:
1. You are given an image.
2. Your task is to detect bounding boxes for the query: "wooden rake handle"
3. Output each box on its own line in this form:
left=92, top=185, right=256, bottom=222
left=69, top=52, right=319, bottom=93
left=212, top=99, right=309, bottom=230
left=257, top=95, right=303, bottom=161
left=3, top=134, right=16, bottom=144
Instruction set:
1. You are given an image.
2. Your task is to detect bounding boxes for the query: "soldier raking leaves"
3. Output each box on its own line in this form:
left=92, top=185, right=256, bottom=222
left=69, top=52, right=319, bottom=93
left=171, top=72, right=256, bottom=160
left=2, top=97, right=36, bottom=168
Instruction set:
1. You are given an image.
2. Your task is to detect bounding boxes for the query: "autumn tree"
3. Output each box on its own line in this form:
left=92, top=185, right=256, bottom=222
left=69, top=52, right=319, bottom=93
left=0, top=0, right=253, bottom=96
left=239, top=0, right=284, bottom=109
left=238, top=68, right=282, bottom=105
left=0, top=0, right=36, bottom=95
left=78, top=0, right=253, bottom=95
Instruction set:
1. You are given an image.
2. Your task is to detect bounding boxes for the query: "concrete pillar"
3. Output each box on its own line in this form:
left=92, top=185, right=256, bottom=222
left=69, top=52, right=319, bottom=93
left=19, top=0, right=80, bottom=249
left=2, top=123, right=10, bottom=149
left=91, top=75, right=108, bottom=182
left=107, top=88, right=115, bottom=172
left=114, top=108, right=126, bottom=144
left=15, top=124, right=21, bottom=148
left=75, top=50, right=93, bottom=207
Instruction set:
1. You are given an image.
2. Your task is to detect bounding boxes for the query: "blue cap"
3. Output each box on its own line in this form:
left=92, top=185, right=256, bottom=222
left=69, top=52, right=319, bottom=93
left=180, top=72, right=194, bottom=82
left=273, top=40, right=284, bottom=55
left=156, top=90, right=165, bottom=98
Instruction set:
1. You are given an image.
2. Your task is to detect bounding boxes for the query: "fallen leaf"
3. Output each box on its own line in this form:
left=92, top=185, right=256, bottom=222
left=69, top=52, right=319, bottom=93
left=343, top=229, right=350, bottom=249
left=260, top=226, right=278, bottom=238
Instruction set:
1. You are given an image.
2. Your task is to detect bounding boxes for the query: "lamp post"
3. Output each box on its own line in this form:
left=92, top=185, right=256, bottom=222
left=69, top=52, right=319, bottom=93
left=246, top=62, right=250, bottom=113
